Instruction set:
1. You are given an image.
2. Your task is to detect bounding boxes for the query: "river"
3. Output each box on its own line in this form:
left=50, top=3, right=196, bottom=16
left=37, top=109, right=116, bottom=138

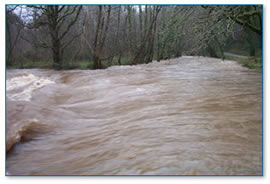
left=6, top=56, right=262, bottom=175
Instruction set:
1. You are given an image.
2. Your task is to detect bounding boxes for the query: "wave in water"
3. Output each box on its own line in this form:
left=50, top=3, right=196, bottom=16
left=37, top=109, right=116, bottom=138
left=6, top=119, right=51, bottom=152
left=6, top=57, right=262, bottom=175
left=6, top=72, right=54, bottom=101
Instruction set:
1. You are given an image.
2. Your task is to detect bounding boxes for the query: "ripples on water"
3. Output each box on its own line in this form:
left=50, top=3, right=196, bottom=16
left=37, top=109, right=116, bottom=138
left=6, top=57, right=262, bottom=175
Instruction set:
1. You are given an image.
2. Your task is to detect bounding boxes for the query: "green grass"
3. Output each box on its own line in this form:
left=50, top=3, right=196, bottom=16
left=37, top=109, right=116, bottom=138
left=7, top=60, right=53, bottom=69
left=7, top=60, right=91, bottom=70
left=8, top=55, right=262, bottom=70
left=104, top=56, right=132, bottom=66
left=7, top=56, right=134, bottom=70
left=62, top=60, right=92, bottom=69
left=240, top=57, right=262, bottom=69
left=225, top=56, right=262, bottom=69
left=225, top=47, right=250, bottom=56
left=225, top=47, right=262, bottom=58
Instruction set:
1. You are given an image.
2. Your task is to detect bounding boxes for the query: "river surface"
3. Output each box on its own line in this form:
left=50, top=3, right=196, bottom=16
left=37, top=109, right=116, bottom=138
left=6, top=57, right=262, bottom=175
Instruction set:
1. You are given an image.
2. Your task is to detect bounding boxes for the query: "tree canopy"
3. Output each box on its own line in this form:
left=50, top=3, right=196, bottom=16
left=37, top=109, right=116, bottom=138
left=6, top=5, right=262, bottom=69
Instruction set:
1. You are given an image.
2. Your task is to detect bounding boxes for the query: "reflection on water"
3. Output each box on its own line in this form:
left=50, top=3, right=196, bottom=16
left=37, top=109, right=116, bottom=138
left=6, top=57, right=262, bottom=175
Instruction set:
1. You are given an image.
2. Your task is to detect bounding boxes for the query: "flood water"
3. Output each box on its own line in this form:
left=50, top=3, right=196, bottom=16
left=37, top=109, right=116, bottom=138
left=6, top=57, right=262, bottom=175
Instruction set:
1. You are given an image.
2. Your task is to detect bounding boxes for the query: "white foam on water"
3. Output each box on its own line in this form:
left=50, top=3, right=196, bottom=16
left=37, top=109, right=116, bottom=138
left=6, top=73, right=39, bottom=91
left=6, top=57, right=262, bottom=175
left=136, top=88, right=145, bottom=92
left=7, top=73, right=55, bottom=101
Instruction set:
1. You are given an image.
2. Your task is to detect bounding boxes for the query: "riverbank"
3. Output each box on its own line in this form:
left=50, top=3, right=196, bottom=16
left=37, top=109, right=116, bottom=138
left=7, top=55, right=262, bottom=70
left=224, top=51, right=262, bottom=69
left=6, top=57, right=132, bottom=70
left=224, top=55, right=262, bottom=69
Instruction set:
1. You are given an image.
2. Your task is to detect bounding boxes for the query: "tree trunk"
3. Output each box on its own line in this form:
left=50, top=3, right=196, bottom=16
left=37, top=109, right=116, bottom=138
left=118, top=53, right=122, bottom=65
left=127, top=6, right=133, bottom=60
left=93, top=6, right=103, bottom=69
left=92, top=5, right=111, bottom=69
left=132, top=6, right=161, bottom=65
left=214, top=35, right=224, bottom=60
left=6, top=13, right=23, bottom=66
left=157, top=24, right=160, bottom=62
left=207, top=43, right=218, bottom=58
left=52, top=39, right=63, bottom=69
left=139, top=6, right=143, bottom=43
left=48, top=5, right=63, bottom=69
left=6, top=22, right=13, bottom=66
left=116, top=6, right=122, bottom=65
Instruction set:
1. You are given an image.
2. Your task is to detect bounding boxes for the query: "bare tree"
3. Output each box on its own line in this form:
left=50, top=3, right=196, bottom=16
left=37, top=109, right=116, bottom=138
left=132, top=6, right=161, bottom=64
left=92, top=5, right=111, bottom=69
left=6, top=6, right=23, bottom=66
left=24, top=5, right=82, bottom=69
left=6, top=5, right=262, bottom=69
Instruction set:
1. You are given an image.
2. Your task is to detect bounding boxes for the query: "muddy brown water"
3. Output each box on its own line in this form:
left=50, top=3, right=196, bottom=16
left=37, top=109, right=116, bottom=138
left=6, top=57, right=262, bottom=175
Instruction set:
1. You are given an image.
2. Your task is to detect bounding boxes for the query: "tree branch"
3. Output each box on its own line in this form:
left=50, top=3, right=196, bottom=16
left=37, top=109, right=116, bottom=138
left=234, top=16, right=262, bottom=35
left=59, top=6, right=82, bottom=40
left=57, top=6, right=76, bottom=24
left=58, top=5, right=66, bottom=13
left=20, top=35, right=52, bottom=49
left=62, top=30, right=83, bottom=49
left=6, top=5, right=18, bottom=14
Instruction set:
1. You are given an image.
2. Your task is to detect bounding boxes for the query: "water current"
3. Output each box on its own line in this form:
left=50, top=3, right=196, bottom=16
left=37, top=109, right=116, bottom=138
left=6, top=57, right=262, bottom=175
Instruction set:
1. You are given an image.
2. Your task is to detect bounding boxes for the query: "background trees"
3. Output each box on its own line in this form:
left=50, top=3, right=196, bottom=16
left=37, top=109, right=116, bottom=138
left=6, top=5, right=263, bottom=69
left=92, top=5, right=111, bottom=69
left=22, top=5, right=82, bottom=69
left=6, top=6, right=24, bottom=66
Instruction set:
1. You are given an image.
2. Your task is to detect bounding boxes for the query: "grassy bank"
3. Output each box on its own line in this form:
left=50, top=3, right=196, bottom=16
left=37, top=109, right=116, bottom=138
left=225, top=56, right=262, bottom=69
left=7, top=55, right=262, bottom=70
left=7, top=57, right=133, bottom=70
